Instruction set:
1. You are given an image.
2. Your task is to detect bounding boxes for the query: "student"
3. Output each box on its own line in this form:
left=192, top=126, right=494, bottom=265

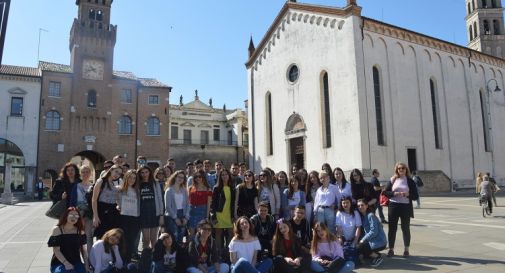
left=250, top=202, right=276, bottom=256
left=281, top=176, right=306, bottom=219
left=151, top=232, right=188, bottom=273
left=229, top=217, right=273, bottom=273
left=356, top=199, right=387, bottom=267
left=311, top=222, right=355, bottom=273
left=89, top=228, right=127, bottom=273
left=313, top=172, right=341, bottom=234
left=256, top=170, right=281, bottom=219
left=165, top=170, right=190, bottom=243
left=211, top=168, right=236, bottom=250
left=335, top=196, right=361, bottom=265
left=349, top=169, right=375, bottom=205
left=92, top=165, right=122, bottom=239
left=272, top=219, right=312, bottom=273
left=305, top=171, right=321, bottom=224
left=276, top=171, right=289, bottom=194
left=48, top=207, right=88, bottom=273
left=188, top=170, right=213, bottom=238
left=333, top=168, right=352, bottom=199
left=370, top=169, right=387, bottom=223
left=51, top=162, right=81, bottom=207
left=187, top=220, right=229, bottom=273
left=289, top=206, right=311, bottom=252
left=70, top=165, right=94, bottom=254
left=138, top=166, right=165, bottom=250
left=235, top=170, right=259, bottom=219
left=117, top=169, right=141, bottom=262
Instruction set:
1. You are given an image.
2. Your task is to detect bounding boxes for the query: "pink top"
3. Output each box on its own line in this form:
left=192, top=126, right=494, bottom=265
left=313, top=241, right=344, bottom=260
left=390, top=176, right=409, bottom=204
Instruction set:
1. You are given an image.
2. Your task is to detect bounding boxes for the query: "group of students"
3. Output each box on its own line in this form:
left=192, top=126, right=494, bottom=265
left=47, top=156, right=419, bottom=273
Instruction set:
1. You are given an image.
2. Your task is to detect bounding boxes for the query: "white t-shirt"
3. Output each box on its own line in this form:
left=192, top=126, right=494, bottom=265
left=228, top=238, right=261, bottom=265
left=335, top=210, right=362, bottom=241
left=90, top=240, right=123, bottom=273
left=288, top=191, right=301, bottom=207
left=174, top=192, right=184, bottom=210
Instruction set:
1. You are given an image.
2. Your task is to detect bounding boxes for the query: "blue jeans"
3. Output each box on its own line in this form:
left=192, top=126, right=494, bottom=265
left=315, top=207, right=336, bottom=234
left=51, top=263, right=86, bottom=273
left=151, top=260, right=174, bottom=273
left=311, top=260, right=355, bottom=273
left=187, top=263, right=230, bottom=273
left=232, top=257, right=273, bottom=273
left=165, top=209, right=187, bottom=242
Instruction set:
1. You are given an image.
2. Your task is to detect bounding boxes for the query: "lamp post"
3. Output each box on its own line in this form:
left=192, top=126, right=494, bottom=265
left=485, top=78, right=501, bottom=177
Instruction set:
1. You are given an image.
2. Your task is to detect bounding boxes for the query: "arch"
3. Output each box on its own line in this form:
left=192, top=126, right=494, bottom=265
left=473, top=21, right=478, bottom=38
left=73, top=150, right=106, bottom=178
left=87, top=90, right=97, bottom=108
left=363, top=33, right=374, bottom=48
left=493, top=19, right=500, bottom=35
left=146, top=116, right=160, bottom=136
left=448, top=56, right=456, bottom=68
left=472, top=0, right=476, bottom=10
left=0, top=138, right=26, bottom=192
left=45, top=110, right=61, bottom=130
left=468, top=2, right=472, bottom=14
left=337, top=20, right=345, bottom=30
left=118, top=115, right=132, bottom=134
left=424, top=49, right=432, bottom=62
left=469, top=25, right=473, bottom=41
left=484, top=20, right=490, bottom=34
left=88, top=8, right=95, bottom=20
left=96, top=10, right=103, bottom=21
left=285, top=113, right=306, bottom=135
left=429, top=78, right=442, bottom=149
left=395, top=42, right=405, bottom=55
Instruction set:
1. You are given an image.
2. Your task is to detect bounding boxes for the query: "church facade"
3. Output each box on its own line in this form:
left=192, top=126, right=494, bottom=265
left=247, top=0, right=505, bottom=188
left=37, top=0, right=171, bottom=178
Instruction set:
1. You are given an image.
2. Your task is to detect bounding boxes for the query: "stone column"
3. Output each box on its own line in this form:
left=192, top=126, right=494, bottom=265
left=1, top=160, right=14, bottom=204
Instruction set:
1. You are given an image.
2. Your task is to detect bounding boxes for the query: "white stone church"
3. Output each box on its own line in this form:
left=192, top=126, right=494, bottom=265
left=246, top=0, right=505, bottom=188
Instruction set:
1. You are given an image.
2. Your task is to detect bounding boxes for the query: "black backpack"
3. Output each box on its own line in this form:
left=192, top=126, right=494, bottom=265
left=85, top=179, right=107, bottom=211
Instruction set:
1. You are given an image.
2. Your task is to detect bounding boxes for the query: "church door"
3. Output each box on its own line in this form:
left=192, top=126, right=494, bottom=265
left=289, top=137, right=305, bottom=169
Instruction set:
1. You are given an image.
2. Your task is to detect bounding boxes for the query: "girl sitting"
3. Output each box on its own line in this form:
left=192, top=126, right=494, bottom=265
left=310, top=222, right=355, bottom=273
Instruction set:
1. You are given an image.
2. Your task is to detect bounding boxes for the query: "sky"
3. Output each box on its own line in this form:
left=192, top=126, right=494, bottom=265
left=4, top=0, right=470, bottom=109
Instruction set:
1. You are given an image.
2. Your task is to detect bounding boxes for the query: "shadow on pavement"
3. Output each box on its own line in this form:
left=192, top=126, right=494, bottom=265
left=376, top=255, right=505, bottom=271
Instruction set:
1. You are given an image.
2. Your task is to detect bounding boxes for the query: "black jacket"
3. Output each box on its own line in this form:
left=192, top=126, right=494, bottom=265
left=152, top=239, right=188, bottom=273
left=188, top=234, right=220, bottom=267
left=211, top=185, right=236, bottom=216
left=50, top=178, right=80, bottom=206
left=384, top=177, right=419, bottom=218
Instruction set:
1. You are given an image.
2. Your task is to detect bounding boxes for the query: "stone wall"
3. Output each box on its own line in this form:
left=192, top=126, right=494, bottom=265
left=417, top=170, right=452, bottom=193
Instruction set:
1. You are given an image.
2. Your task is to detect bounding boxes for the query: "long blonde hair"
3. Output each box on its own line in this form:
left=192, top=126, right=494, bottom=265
left=393, top=162, right=411, bottom=179
left=165, top=170, right=187, bottom=191
left=119, top=169, right=139, bottom=195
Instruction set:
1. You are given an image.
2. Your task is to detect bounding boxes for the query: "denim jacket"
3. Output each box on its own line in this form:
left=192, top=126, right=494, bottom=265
left=361, top=212, right=387, bottom=250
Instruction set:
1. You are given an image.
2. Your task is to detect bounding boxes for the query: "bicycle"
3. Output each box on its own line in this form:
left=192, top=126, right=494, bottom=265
left=480, top=194, right=492, bottom=217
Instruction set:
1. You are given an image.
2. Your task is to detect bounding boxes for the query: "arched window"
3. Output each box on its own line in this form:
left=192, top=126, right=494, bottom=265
left=479, top=90, right=491, bottom=151
left=469, top=25, right=474, bottom=40
left=482, top=0, right=487, bottom=8
left=493, top=20, right=500, bottom=34
left=474, top=21, right=478, bottom=38
left=89, top=9, right=95, bottom=20
left=468, top=3, right=472, bottom=14
left=147, top=117, right=160, bottom=136
left=491, top=0, right=497, bottom=7
left=321, top=72, right=332, bottom=148
left=118, top=116, right=132, bottom=135
left=265, top=92, right=273, bottom=155
left=45, top=111, right=61, bottom=130
left=430, top=79, right=442, bottom=149
left=373, top=67, right=385, bottom=146
left=484, top=20, right=490, bottom=34
left=96, top=10, right=103, bottom=21
left=87, top=90, right=97, bottom=108
left=472, top=0, right=476, bottom=10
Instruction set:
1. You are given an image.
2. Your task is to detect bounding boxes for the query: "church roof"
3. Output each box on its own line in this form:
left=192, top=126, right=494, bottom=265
left=38, top=61, right=170, bottom=88
left=0, top=64, right=41, bottom=77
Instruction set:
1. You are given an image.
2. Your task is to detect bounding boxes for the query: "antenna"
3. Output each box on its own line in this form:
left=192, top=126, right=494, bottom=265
left=37, top=28, right=48, bottom=64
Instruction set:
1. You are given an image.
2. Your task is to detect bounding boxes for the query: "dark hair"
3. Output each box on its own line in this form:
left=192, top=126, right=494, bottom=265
left=307, top=171, right=321, bottom=193
left=372, top=169, right=379, bottom=175
left=156, top=231, right=178, bottom=255
left=102, top=228, right=126, bottom=256
left=357, top=198, right=372, bottom=214
left=192, top=170, right=210, bottom=190
left=58, top=207, right=84, bottom=232
left=333, top=167, right=348, bottom=189
left=350, top=168, right=370, bottom=197
left=337, top=196, right=355, bottom=213
left=186, top=162, right=194, bottom=167
left=276, top=171, right=288, bottom=187
left=233, top=216, right=255, bottom=240
left=239, top=162, right=246, bottom=167
left=123, top=163, right=130, bottom=169
left=321, top=163, right=335, bottom=181
left=288, top=175, right=300, bottom=199
left=197, top=219, right=213, bottom=229
left=216, top=168, right=231, bottom=190
left=59, top=162, right=80, bottom=182
left=153, top=167, right=165, bottom=182
left=100, top=164, right=123, bottom=189
left=272, top=219, right=296, bottom=256
left=137, top=165, right=155, bottom=183
left=294, top=205, right=305, bottom=211
left=258, top=201, right=270, bottom=209
left=194, top=159, right=203, bottom=165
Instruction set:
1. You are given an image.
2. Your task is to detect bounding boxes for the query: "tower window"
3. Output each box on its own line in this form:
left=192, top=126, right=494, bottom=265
left=430, top=79, right=442, bottom=149
left=493, top=20, right=500, bottom=34
left=484, top=20, right=490, bottom=34
left=491, top=0, right=497, bottom=8
left=89, top=9, right=95, bottom=20
left=87, top=90, right=97, bottom=108
left=96, top=10, right=103, bottom=21
left=474, top=21, right=478, bottom=38
left=472, top=0, right=476, bottom=11
left=482, top=0, right=487, bottom=8
left=469, top=25, right=474, bottom=40
left=266, top=92, right=273, bottom=155
left=468, top=3, right=471, bottom=14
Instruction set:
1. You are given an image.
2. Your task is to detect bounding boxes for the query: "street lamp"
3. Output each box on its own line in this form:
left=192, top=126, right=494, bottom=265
left=485, top=78, right=502, bottom=177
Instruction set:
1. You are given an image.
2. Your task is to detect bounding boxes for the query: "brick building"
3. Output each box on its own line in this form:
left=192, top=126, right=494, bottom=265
left=38, top=0, right=171, bottom=178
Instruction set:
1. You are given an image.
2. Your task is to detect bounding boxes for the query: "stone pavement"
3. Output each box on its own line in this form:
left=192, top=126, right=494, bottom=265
left=0, top=193, right=504, bottom=273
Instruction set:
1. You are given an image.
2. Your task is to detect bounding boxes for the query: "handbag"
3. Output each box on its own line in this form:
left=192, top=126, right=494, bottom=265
left=209, top=211, right=218, bottom=226
left=45, top=199, right=67, bottom=219
left=342, top=241, right=358, bottom=265
left=379, top=191, right=389, bottom=207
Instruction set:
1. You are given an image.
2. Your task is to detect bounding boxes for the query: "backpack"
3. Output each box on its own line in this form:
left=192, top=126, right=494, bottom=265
left=414, top=175, right=424, bottom=187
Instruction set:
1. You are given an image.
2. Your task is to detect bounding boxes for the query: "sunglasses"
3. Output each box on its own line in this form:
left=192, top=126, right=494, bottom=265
left=259, top=174, right=266, bottom=177
left=245, top=174, right=253, bottom=177
left=397, top=167, right=406, bottom=170
left=68, top=214, right=80, bottom=219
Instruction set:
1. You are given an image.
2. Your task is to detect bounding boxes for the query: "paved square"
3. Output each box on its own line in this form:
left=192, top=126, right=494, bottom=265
left=0, top=193, right=503, bottom=273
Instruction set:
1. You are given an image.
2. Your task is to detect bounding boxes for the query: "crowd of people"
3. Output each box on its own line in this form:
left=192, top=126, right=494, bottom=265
left=47, top=155, right=421, bottom=273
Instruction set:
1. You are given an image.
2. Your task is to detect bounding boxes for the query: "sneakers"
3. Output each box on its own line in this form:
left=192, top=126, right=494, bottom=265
left=403, top=250, right=410, bottom=257
left=370, top=254, right=383, bottom=267
left=381, top=219, right=388, bottom=224
left=387, top=249, right=394, bottom=257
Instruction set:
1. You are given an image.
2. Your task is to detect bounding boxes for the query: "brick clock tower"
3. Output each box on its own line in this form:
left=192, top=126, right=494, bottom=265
left=466, top=0, right=505, bottom=58
left=38, top=0, right=170, bottom=178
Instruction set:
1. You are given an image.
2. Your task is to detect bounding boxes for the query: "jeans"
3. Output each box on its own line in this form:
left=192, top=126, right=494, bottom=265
left=315, top=207, right=336, bottom=234
left=51, top=263, right=86, bottom=273
left=310, top=260, right=355, bottom=273
left=415, top=185, right=421, bottom=207
left=165, top=209, right=187, bottom=242
left=187, top=263, right=230, bottom=273
left=231, top=257, right=273, bottom=273
left=151, top=261, right=173, bottom=273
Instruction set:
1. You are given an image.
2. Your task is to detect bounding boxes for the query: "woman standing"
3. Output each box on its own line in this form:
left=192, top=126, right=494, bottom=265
left=92, top=165, right=122, bottom=239
left=321, top=163, right=335, bottom=184
left=51, top=162, right=81, bottom=207
left=229, top=217, right=273, bottom=273
left=188, top=219, right=230, bottom=273
left=276, top=171, right=289, bottom=194
left=89, top=228, right=127, bottom=273
left=154, top=167, right=167, bottom=191
left=383, top=163, right=418, bottom=257
left=211, top=168, right=236, bottom=250
left=311, top=222, right=355, bottom=273
left=256, top=170, right=280, bottom=219
left=475, top=172, right=484, bottom=194
left=138, top=166, right=165, bottom=250
left=117, top=169, right=140, bottom=261
left=297, top=169, right=308, bottom=193
left=281, top=176, right=306, bottom=219
left=356, top=199, right=387, bottom=267
left=313, top=172, right=341, bottom=234
left=235, top=170, right=259, bottom=219
left=349, top=169, right=375, bottom=206
left=305, top=171, right=321, bottom=224
left=151, top=232, right=188, bottom=273
left=272, top=219, right=311, bottom=273
left=333, top=168, right=352, bottom=199
left=48, top=207, right=88, bottom=273
left=188, top=170, right=212, bottom=238
left=165, top=170, right=190, bottom=243
left=70, top=165, right=94, bottom=254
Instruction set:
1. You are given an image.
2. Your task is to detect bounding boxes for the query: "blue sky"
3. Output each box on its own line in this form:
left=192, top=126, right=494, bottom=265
left=4, top=0, right=468, bottom=109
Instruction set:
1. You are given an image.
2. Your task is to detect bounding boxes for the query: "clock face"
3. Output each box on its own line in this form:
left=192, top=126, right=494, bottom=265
left=82, top=59, right=104, bottom=80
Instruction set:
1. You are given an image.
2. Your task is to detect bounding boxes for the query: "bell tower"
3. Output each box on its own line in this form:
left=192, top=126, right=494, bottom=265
left=466, top=0, right=505, bottom=58
left=70, top=0, right=116, bottom=81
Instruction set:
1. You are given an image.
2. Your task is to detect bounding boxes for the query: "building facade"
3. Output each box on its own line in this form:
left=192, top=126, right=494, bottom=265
left=247, top=0, right=505, bottom=188
left=38, top=0, right=170, bottom=178
left=169, top=92, right=248, bottom=168
left=0, top=65, right=41, bottom=195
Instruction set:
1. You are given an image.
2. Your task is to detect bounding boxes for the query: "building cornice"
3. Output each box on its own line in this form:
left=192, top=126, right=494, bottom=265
left=0, top=74, right=41, bottom=83
left=363, top=17, right=505, bottom=68
left=245, top=2, right=361, bottom=69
